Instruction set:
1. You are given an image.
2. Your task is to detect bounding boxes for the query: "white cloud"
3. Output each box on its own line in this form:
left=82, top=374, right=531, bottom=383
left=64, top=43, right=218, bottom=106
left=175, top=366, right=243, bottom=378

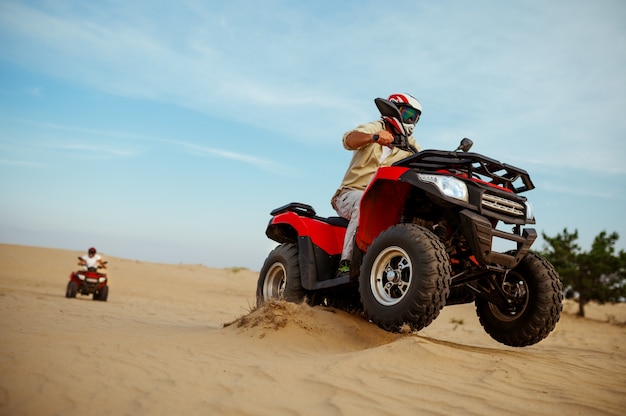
left=11, top=119, right=285, bottom=171
left=1, top=0, right=624, bottom=173
left=182, top=142, right=284, bottom=173
left=43, top=142, right=135, bottom=158
left=0, top=159, right=42, bottom=168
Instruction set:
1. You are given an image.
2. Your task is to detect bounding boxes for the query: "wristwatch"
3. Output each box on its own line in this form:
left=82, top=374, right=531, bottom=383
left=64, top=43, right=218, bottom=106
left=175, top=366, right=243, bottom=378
left=372, top=134, right=379, bottom=142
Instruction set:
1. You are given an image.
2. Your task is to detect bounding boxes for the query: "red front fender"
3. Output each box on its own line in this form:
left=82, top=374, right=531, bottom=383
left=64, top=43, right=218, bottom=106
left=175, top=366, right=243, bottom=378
left=356, top=166, right=411, bottom=252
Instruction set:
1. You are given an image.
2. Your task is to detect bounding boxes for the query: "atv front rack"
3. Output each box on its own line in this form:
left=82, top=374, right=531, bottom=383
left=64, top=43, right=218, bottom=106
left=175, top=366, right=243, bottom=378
left=394, top=150, right=535, bottom=193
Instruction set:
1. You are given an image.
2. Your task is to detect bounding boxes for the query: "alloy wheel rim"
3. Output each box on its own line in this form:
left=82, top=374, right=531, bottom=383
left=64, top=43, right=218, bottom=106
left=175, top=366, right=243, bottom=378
left=370, top=246, right=413, bottom=306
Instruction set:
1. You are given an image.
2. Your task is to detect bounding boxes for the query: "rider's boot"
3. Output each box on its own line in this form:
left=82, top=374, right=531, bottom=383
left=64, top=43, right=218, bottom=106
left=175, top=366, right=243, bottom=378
left=336, top=260, right=350, bottom=279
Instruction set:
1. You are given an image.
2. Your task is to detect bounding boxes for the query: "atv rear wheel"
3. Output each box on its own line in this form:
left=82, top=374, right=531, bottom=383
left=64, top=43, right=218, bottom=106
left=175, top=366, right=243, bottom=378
left=475, top=252, right=563, bottom=347
left=359, top=224, right=451, bottom=332
left=66, top=281, right=78, bottom=298
left=256, top=244, right=307, bottom=307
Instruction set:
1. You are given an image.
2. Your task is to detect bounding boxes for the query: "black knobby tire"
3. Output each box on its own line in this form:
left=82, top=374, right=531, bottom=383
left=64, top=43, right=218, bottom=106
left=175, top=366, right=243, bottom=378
left=256, top=244, right=307, bottom=307
left=475, top=252, right=563, bottom=347
left=359, top=224, right=452, bottom=332
left=96, top=286, right=109, bottom=302
left=66, top=281, right=78, bottom=298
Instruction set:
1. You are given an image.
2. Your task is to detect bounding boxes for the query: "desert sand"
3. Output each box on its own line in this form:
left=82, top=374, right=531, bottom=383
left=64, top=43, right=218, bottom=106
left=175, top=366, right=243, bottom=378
left=1, top=243, right=625, bottom=416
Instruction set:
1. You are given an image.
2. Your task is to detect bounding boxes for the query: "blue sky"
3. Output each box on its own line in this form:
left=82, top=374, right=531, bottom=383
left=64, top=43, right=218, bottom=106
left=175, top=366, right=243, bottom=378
left=1, top=0, right=625, bottom=270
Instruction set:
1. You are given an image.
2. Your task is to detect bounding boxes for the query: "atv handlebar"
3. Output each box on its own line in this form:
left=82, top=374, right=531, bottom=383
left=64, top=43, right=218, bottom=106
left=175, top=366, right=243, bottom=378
left=77, top=256, right=108, bottom=269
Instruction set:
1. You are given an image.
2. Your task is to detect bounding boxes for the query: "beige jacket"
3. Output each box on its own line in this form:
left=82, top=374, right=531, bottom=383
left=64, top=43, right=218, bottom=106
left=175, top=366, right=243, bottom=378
left=331, top=120, right=420, bottom=206
left=331, top=120, right=421, bottom=206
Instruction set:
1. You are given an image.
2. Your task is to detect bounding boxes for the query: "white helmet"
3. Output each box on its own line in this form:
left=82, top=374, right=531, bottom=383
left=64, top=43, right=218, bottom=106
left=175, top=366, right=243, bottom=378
left=384, top=93, right=422, bottom=136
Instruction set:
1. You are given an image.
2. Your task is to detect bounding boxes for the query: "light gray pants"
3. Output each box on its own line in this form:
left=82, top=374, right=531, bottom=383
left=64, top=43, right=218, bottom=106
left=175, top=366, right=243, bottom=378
left=332, top=189, right=364, bottom=262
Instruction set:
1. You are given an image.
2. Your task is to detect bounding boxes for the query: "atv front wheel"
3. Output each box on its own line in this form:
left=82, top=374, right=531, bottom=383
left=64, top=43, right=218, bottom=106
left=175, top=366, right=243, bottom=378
left=359, top=224, right=451, bottom=332
left=256, top=244, right=307, bottom=307
left=99, top=285, right=109, bottom=301
left=94, top=286, right=109, bottom=302
left=66, top=281, right=78, bottom=298
left=475, top=252, right=563, bottom=347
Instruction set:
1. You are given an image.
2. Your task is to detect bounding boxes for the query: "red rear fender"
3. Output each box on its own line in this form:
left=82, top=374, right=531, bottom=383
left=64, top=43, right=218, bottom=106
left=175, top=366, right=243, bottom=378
left=268, top=211, right=345, bottom=255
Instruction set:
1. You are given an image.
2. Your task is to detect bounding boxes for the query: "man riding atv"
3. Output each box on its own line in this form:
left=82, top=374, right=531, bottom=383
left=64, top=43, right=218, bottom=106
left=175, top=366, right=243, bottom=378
left=332, top=93, right=423, bottom=279
left=257, top=94, right=563, bottom=347
left=67, top=247, right=109, bottom=301
left=78, top=247, right=107, bottom=271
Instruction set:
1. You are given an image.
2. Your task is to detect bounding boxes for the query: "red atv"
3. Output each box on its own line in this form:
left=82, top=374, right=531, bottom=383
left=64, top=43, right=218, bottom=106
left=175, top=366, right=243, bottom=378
left=257, top=98, right=563, bottom=347
left=66, top=259, right=109, bottom=301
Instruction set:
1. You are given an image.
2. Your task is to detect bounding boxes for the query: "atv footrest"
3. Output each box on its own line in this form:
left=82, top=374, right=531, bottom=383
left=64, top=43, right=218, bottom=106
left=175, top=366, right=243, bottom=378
left=310, top=274, right=351, bottom=290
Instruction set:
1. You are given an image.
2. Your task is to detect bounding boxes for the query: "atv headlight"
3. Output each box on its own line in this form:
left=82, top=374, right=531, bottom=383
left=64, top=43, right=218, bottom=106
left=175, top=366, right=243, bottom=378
left=418, top=173, right=468, bottom=202
left=98, top=277, right=107, bottom=283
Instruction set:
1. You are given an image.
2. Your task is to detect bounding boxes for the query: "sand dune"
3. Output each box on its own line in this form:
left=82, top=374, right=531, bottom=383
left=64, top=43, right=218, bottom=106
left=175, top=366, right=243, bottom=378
left=1, top=243, right=625, bottom=415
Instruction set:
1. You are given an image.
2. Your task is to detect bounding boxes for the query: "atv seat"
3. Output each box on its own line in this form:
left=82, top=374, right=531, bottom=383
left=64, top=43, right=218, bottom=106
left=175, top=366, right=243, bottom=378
left=322, top=216, right=349, bottom=228
left=271, top=202, right=349, bottom=228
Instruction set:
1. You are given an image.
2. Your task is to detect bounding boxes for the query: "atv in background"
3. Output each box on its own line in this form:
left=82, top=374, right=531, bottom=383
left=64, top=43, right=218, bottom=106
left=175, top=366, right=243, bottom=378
left=66, top=259, right=109, bottom=301
left=256, top=98, right=563, bottom=347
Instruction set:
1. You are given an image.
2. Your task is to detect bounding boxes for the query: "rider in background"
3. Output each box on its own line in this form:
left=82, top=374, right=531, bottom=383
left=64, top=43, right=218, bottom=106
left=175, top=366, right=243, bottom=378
left=331, top=93, right=423, bottom=278
left=78, top=247, right=107, bottom=271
